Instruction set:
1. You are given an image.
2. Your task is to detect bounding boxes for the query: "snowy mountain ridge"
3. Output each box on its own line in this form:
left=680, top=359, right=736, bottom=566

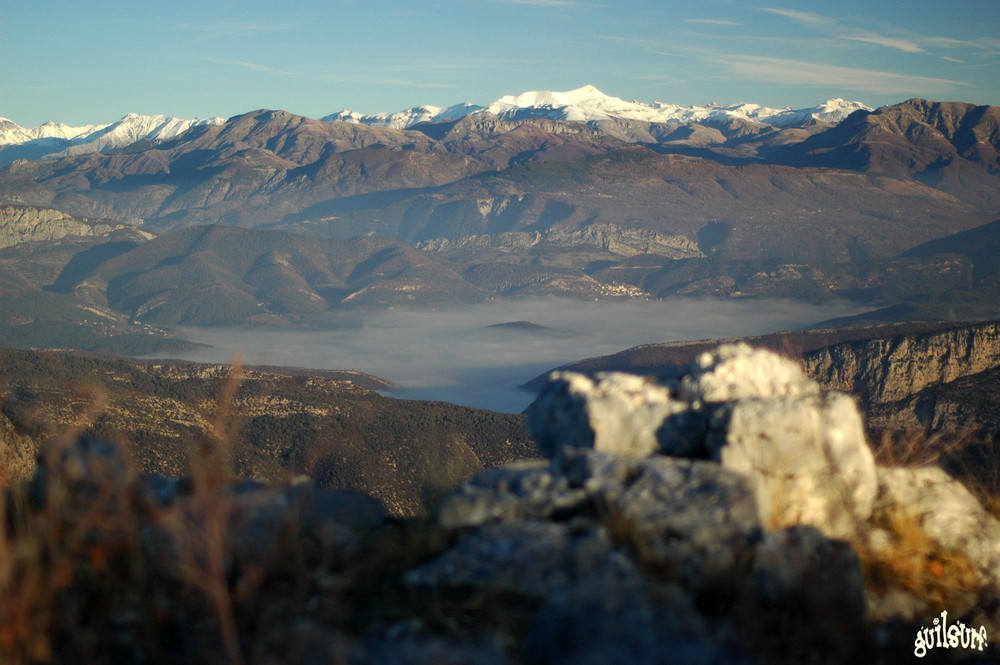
left=324, top=85, right=872, bottom=129
left=0, top=113, right=226, bottom=160
left=1, top=86, right=870, bottom=164
left=0, top=117, right=109, bottom=145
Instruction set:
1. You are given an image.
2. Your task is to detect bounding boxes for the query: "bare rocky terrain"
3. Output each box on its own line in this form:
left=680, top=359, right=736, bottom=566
left=2, top=343, right=997, bottom=665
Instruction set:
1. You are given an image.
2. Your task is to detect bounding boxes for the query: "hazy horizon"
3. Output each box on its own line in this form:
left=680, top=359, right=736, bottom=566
left=147, top=296, right=872, bottom=413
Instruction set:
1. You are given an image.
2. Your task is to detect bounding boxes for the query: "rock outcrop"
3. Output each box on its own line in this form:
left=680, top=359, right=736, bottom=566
left=527, top=343, right=879, bottom=538
left=6, top=343, right=999, bottom=664
left=416, top=224, right=704, bottom=260
left=0, top=204, right=149, bottom=248
left=802, top=321, right=1000, bottom=438
left=421, top=343, right=1000, bottom=661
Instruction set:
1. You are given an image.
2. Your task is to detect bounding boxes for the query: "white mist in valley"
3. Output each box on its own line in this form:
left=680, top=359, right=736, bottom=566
left=157, top=297, right=871, bottom=413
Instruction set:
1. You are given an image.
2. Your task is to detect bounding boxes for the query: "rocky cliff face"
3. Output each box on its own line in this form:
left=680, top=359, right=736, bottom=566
left=0, top=204, right=150, bottom=248
left=544, top=319, right=1000, bottom=440
left=802, top=320, right=1000, bottom=433
left=804, top=321, right=1000, bottom=403
left=416, top=223, right=704, bottom=260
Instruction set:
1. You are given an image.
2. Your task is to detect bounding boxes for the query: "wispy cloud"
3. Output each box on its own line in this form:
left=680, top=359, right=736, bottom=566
left=714, top=54, right=960, bottom=94
left=758, top=7, right=925, bottom=54
left=194, top=58, right=298, bottom=77
left=925, top=36, right=1000, bottom=53
left=684, top=19, right=742, bottom=27
left=840, top=34, right=925, bottom=54
left=759, top=11, right=998, bottom=58
left=757, top=8, right=832, bottom=27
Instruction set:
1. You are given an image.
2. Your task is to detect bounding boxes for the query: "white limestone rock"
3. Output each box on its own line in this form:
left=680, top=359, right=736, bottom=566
left=680, top=342, right=819, bottom=404
left=526, top=371, right=686, bottom=458
left=708, top=391, right=878, bottom=539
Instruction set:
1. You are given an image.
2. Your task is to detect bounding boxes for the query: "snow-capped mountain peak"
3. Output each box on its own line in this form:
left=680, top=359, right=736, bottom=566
left=321, top=85, right=871, bottom=130
left=80, top=113, right=224, bottom=147
left=0, top=118, right=109, bottom=146
left=0, top=113, right=226, bottom=164
left=1, top=88, right=873, bottom=166
left=489, top=84, right=618, bottom=110
left=321, top=101, right=484, bottom=130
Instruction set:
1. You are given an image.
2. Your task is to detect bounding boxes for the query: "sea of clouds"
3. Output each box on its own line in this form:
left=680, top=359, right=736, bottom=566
left=155, top=297, right=871, bottom=413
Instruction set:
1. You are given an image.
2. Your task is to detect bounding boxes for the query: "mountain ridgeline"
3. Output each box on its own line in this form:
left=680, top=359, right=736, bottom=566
left=3, top=89, right=1000, bottom=665
left=1, top=89, right=1000, bottom=369
left=1, top=93, right=998, bottom=260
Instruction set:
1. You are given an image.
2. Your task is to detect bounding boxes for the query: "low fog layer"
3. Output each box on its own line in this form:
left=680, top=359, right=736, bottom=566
left=157, top=297, right=870, bottom=413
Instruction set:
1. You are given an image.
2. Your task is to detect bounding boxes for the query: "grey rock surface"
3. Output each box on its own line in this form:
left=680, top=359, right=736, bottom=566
left=597, top=457, right=761, bottom=592
left=436, top=460, right=585, bottom=530
left=708, top=391, right=877, bottom=538
left=526, top=343, right=877, bottom=540
left=0, top=204, right=147, bottom=248
left=526, top=371, right=684, bottom=458
left=435, top=451, right=762, bottom=593
left=680, top=342, right=820, bottom=404
left=405, top=521, right=642, bottom=599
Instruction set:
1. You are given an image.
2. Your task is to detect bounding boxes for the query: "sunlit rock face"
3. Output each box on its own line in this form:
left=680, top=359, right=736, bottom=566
left=527, top=343, right=878, bottom=539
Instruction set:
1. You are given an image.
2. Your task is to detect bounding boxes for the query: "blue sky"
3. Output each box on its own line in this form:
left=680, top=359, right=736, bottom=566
left=3, top=0, right=999, bottom=126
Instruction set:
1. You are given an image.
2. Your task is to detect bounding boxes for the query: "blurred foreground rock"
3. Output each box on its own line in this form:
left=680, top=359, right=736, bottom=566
left=8, top=343, right=1000, bottom=665
left=527, top=343, right=879, bottom=539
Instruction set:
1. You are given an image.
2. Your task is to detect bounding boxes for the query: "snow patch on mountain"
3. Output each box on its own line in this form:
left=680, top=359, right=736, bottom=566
left=0, top=114, right=226, bottom=157
left=0, top=118, right=109, bottom=146
left=56, top=114, right=225, bottom=156
left=323, top=102, right=484, bottom=130
left=324, top=85, right=871, bottom=130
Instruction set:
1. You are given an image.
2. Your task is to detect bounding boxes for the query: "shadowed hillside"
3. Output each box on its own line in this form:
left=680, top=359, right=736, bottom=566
left=0, top=348, right=536, bottom=516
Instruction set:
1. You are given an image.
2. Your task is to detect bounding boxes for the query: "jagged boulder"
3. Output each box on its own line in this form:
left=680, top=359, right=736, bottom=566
left=527, top=343, right=878, bottom=539
left=406, top=515, right=746, bottom=664
left=405, top=521, right=640, bottom=599
left=436, top=460, right=586, bottom=529
left=596, top=456, right=761, bottom=591
left=708, top=391, right=876, bottom=538
left=679, top=343, right=820, bottom=403
left=526, top=372, right=684, bottom=458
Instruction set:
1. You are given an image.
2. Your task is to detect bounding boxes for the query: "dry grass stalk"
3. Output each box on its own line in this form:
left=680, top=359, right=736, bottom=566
left=160, top=356, right=247, bottom=665
left=856, top=502, right=981, bottom=611
left=0, top=360, right=254, bottom=664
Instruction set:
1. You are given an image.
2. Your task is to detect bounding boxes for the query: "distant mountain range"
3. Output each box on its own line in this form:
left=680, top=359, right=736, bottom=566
left=0, top=87, right=999, bottom=341
left=1, top=85, right=870, bottom=166
left=322, top=84, right=871, bottom=129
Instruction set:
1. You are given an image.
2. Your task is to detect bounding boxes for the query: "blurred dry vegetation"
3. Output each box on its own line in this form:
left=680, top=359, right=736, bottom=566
left=0, top=347, right=536, bottom=516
